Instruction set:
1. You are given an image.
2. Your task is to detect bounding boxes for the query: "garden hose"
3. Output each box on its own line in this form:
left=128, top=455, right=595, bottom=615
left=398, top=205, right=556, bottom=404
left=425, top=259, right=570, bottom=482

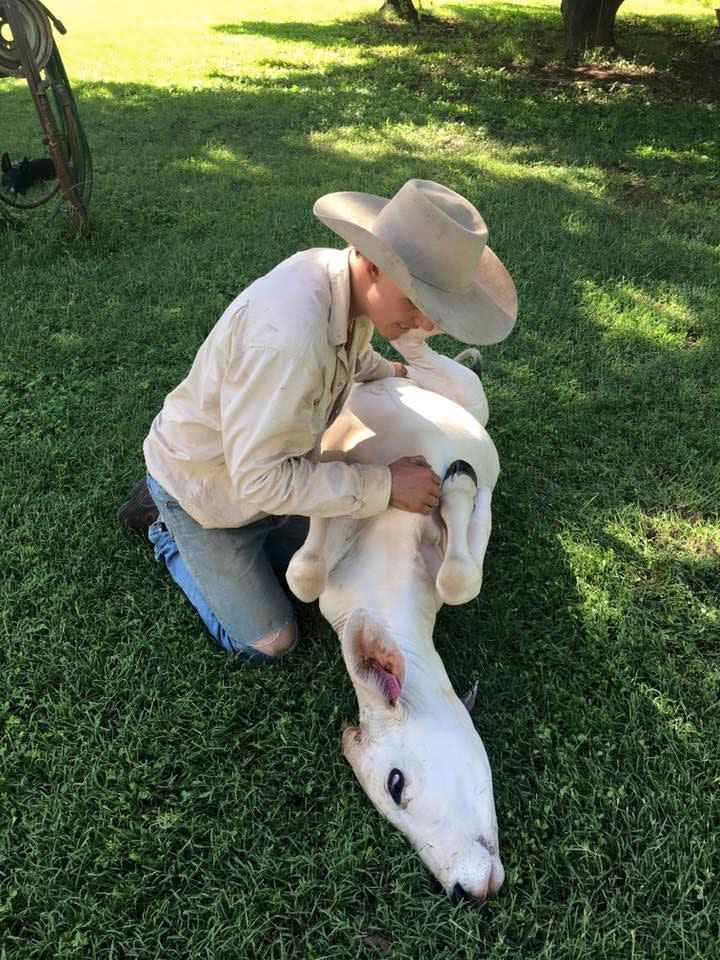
left=45, top=43, right=93, bottom=215
left=0, top=0, right=91, bottom=222
left=0, top=0, right=53, bottom=76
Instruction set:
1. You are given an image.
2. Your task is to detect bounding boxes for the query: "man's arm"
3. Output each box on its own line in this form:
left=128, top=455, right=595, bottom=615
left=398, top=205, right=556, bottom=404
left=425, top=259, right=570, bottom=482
left=355, top=344, right=403, bottom=382
left=220, top=346, right=392, bottom=518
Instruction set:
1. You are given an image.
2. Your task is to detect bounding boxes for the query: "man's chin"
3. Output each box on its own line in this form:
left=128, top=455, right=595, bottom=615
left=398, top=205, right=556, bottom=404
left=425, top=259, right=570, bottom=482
left=373, top=323, right=399, bottom=340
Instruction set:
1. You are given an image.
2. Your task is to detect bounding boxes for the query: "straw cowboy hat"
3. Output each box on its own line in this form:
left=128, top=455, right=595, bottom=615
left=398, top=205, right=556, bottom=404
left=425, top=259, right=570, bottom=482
left=313, top=179, right=518, bottom=346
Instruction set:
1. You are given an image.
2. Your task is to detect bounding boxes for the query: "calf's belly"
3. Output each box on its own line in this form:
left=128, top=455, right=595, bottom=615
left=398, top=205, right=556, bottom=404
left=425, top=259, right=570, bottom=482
left=321, top=380, right=499, bottom=489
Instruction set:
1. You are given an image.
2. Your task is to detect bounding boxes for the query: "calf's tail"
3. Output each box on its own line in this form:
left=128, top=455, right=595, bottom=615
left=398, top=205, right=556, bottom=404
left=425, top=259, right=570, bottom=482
left=454, top=348, right=482, bottom=380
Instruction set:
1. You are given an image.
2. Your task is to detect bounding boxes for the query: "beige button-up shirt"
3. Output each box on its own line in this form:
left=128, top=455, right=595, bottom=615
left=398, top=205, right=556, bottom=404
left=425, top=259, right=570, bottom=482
left=143, top=247, right=395, bottom=529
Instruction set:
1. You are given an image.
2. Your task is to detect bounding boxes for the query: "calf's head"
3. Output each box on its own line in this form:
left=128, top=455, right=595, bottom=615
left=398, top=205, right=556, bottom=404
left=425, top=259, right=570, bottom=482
left=341, top=608, right=504, bottom=903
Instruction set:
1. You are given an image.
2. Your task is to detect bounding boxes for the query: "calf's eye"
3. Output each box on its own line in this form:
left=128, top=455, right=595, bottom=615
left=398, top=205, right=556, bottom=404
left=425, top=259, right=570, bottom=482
left=387, top=768, right=405, bottom=805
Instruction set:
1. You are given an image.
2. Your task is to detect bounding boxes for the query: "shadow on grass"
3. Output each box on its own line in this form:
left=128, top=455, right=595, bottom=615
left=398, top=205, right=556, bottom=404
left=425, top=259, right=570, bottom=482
left=2, top=61, right=717, bottom=605
left=214, top=4, right=720, bottom=97
left=204, top=18, right=719, bottom=192
left=5, top=67, right=718, bottom=686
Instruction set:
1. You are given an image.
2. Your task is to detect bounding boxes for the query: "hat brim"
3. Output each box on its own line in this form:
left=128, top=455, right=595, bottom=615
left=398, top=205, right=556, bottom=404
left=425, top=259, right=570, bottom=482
left=314, top=191, right=518, bottom=346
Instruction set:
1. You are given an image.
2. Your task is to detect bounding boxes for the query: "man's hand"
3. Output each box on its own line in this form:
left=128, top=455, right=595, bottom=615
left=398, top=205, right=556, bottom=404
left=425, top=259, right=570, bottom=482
left=391, top=361, right=408, bottom=378
left=389, top=456, right=442, bottom=515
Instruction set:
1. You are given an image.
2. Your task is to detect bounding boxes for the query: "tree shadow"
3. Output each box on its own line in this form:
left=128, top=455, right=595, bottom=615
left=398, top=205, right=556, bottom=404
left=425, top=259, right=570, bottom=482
left=213, top=4, right=720, bottom=97
left=207, top=18, right=718, bottom=177
left=3, top=75, right=715, bottom=657
left=2, top=65, right=717, bottom=528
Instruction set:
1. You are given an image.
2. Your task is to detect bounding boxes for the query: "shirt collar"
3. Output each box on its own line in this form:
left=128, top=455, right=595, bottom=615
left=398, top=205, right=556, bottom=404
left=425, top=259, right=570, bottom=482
left=327, top=246, right=354, bottom=347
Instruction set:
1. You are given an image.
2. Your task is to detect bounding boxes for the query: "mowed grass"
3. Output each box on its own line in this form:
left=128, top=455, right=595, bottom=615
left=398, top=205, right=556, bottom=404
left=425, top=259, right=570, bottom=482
left=1, top=0, right=718, bottom=957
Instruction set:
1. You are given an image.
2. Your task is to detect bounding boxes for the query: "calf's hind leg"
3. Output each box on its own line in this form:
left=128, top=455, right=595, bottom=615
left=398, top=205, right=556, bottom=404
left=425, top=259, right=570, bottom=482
left=390, top=330, right=489, bottom=425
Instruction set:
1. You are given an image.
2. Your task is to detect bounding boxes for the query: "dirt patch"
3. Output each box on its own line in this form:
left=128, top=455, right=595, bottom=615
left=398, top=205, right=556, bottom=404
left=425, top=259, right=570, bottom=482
left=533, top=63, right=656, bottom=86
left=506, top=57, right=720, bottom=101
left=644, top=509, right=720, bottom=562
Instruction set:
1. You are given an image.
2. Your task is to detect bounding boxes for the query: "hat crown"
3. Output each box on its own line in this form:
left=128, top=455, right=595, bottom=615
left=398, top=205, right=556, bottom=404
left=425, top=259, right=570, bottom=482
left=373, top=179, right=488, bottom=295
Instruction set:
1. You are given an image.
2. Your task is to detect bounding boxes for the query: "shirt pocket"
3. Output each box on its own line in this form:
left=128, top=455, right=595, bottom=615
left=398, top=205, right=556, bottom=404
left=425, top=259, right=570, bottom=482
left=310, top=367, right=334, bottom=434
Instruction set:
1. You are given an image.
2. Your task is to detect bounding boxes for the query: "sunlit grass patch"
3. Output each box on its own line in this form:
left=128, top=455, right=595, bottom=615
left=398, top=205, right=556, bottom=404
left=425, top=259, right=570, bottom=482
left=579, top=279, right=708, bottom=346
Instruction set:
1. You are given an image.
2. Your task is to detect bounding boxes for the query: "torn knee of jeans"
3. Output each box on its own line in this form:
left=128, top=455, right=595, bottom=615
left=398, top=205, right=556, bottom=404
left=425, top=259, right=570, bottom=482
left=250, top=621, right=298, bottom=658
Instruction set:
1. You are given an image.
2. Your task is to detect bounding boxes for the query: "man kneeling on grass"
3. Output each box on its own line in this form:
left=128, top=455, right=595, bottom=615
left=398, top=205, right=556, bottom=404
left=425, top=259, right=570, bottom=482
left=118, top=179, right=517, bottom=664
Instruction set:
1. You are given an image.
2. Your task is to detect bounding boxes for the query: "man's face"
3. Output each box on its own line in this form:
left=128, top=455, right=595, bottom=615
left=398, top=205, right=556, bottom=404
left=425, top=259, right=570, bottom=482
left=365, top=267, right=436, bottom=341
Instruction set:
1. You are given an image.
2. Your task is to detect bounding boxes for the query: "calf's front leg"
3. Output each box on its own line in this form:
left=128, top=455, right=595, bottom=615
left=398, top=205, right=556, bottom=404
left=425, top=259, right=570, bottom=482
left=436, top=461, right=484, bottom=605
left=286, top=516, right=357, bottom=603
left=467, top=485, right=492, bottom=576
left=286, top=516, right=330, bottom=602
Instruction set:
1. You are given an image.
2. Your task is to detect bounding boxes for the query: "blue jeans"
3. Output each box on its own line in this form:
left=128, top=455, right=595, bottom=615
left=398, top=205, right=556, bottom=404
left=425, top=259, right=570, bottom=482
left=146, top=475, right=309, bottom=665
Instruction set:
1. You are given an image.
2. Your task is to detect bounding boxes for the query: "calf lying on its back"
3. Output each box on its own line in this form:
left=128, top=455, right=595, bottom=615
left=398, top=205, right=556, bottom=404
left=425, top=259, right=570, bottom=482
left=287, top=330, right=505, bottom=903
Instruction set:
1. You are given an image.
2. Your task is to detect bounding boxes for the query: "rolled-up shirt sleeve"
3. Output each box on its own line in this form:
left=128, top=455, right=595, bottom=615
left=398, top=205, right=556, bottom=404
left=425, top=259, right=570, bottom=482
left=355, top=344, right=396, bottom=382
left=220, top=346, right=391, bottom=518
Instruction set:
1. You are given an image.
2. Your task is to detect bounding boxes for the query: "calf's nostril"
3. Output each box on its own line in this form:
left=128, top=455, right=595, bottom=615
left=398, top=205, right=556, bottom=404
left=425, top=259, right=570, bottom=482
left=451, top=882, right=468, bottom=904
left=451, top=881, right=489, bottom=904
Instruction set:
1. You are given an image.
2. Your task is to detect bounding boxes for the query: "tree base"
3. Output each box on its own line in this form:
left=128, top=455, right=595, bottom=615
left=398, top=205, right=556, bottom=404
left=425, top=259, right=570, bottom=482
left=560, top=0, right=625, bottom=54
left=379, top=0, right=419, bottom=24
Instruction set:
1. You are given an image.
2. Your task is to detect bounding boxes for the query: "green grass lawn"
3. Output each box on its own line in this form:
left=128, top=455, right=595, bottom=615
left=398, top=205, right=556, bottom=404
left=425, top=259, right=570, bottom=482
left=2, top=1, right=718, bottom=957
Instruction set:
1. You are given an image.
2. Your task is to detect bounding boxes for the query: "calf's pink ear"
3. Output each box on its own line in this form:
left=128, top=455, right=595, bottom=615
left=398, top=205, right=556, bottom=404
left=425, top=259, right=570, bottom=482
left=342, top=608, right=405, bottom=708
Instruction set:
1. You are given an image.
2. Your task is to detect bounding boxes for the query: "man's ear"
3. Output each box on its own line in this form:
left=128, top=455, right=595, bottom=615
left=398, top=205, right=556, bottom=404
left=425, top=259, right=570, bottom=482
left=366, top=259, right=380, bottom=281
left=342, top=608, right=405, bottom=709
left=355, top=250, right=379, bottom=281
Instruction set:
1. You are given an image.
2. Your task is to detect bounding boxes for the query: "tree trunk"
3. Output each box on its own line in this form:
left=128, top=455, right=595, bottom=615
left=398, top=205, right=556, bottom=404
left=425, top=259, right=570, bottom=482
left=560, top=0, right=625, bottom=53
left=379, top=0, right=419, bottom=24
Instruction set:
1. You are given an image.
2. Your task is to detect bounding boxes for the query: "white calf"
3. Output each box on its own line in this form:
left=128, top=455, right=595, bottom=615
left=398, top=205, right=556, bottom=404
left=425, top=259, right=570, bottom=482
left=287, top=331, right=504, bottom=902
